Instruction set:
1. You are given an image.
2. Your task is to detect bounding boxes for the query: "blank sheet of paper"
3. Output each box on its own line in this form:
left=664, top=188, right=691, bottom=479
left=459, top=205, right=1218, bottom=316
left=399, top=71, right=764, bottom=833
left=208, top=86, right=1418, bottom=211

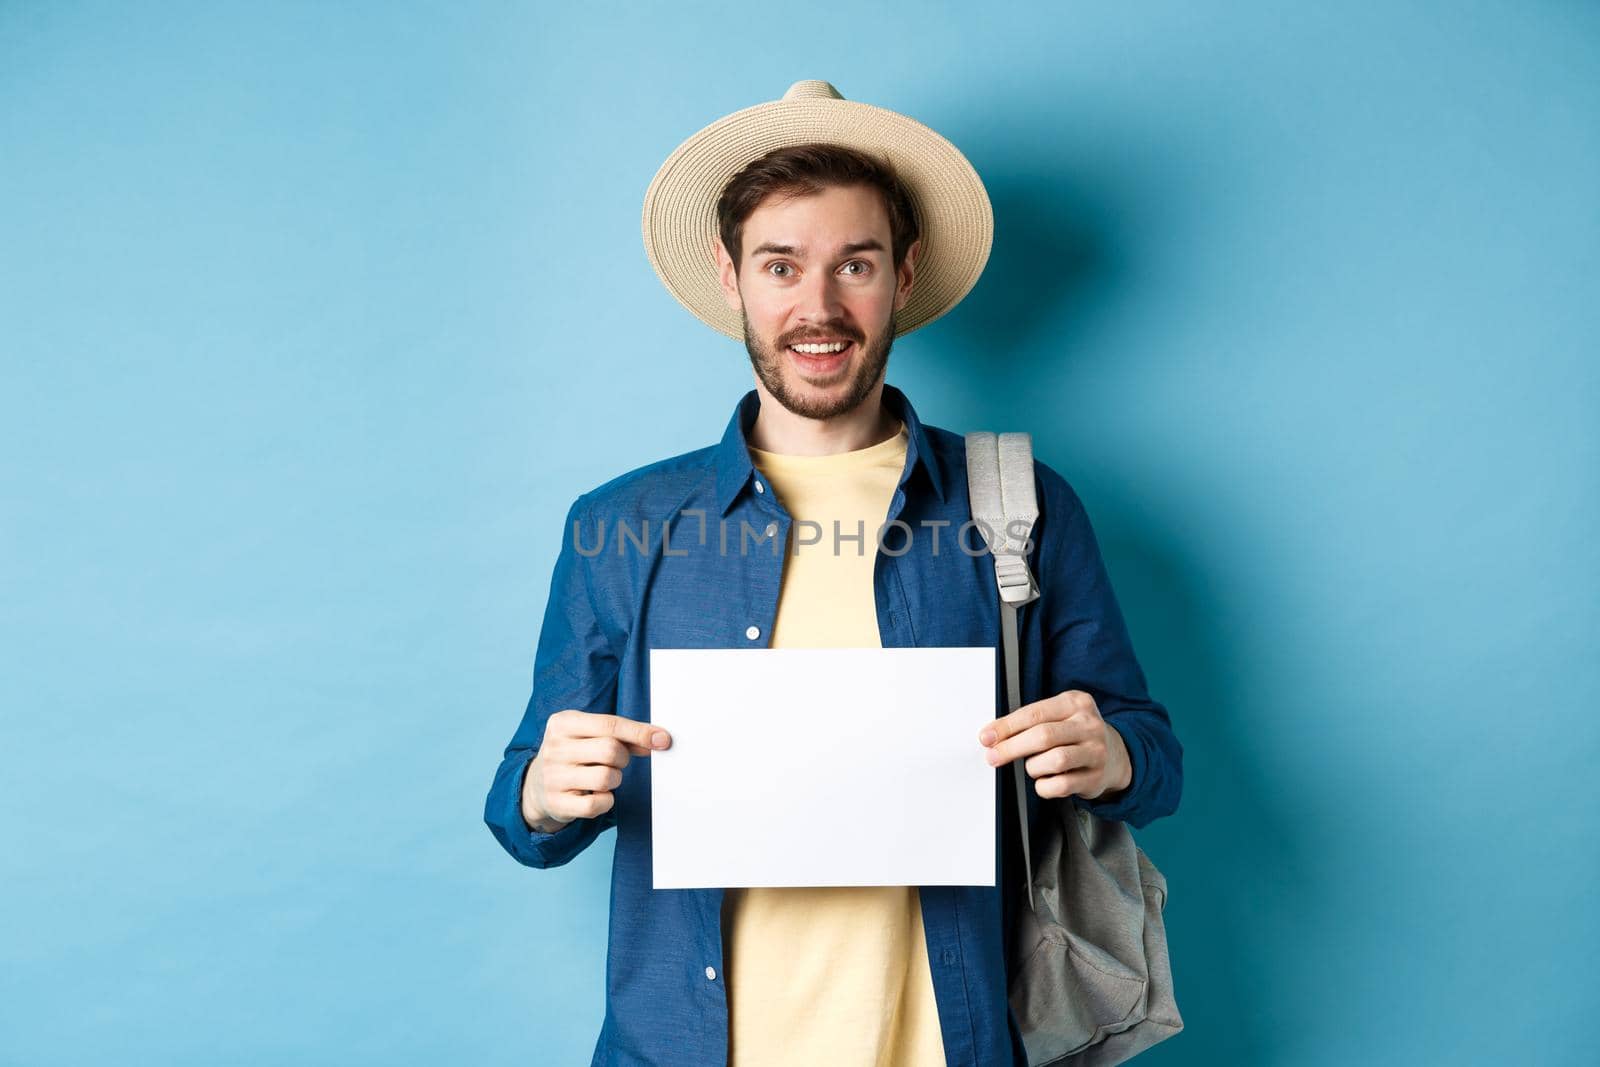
left=648, top=646, right=996, bottom=889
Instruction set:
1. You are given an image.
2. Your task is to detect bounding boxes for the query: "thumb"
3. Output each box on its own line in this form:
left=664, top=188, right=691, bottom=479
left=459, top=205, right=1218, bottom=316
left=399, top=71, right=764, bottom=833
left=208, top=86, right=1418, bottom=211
left=609, top=714, right=672, bottom=754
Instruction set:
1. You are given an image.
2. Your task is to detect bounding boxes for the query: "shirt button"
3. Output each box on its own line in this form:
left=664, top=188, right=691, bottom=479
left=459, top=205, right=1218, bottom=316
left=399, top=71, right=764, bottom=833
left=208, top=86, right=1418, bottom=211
left=705, top=966, right=717, bottom=981
left=764, top=521, right=777, bottom=537
left=745, top=625, right=760, bottom=641
left=754, top=480, right=765, bottom=494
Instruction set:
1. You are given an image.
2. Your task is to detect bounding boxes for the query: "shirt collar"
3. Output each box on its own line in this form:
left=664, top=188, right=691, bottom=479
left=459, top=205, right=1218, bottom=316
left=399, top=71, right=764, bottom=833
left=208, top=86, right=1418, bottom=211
left=712, top=382, right=947, bottom=516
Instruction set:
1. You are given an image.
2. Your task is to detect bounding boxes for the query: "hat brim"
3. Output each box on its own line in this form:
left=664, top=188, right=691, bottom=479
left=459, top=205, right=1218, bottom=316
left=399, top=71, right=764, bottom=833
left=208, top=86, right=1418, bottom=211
left=641, top=96, right=993, bottom=342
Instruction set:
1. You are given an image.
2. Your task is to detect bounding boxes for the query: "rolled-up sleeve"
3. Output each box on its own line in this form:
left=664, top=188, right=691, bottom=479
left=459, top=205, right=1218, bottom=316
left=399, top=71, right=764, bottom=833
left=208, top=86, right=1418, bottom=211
left=1034, top=463, right=1183, bottom=829
left=484, top=493, right=623, bottom=868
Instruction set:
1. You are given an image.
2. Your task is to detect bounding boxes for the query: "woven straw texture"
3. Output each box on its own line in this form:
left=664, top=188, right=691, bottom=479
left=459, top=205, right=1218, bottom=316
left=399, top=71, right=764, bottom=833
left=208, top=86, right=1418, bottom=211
left=641, top=80, right=994, bottom=341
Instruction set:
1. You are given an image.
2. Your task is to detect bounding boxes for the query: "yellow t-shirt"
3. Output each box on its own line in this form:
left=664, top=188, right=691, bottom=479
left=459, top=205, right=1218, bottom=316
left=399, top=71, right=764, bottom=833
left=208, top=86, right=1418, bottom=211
left=721, top=419, right=948, bottom=1067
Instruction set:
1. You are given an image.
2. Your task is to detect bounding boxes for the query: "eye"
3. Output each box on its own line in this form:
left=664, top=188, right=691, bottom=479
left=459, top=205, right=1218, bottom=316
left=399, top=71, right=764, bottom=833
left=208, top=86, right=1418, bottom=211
left=766, top=261, right=794, bottom=278
left=841, top=260, right=870, bottom=275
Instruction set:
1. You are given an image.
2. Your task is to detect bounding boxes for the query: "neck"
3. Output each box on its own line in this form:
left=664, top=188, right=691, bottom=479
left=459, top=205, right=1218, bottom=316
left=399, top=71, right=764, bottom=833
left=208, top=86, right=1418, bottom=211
left=747, top=379, right=900, bottom=456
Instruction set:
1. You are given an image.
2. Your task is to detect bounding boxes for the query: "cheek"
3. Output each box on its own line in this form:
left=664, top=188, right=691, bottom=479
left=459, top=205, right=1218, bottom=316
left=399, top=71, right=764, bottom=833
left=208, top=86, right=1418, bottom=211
left=852, top=289, right=897, bottom=323
left=743, top=294, right=788, bottom=330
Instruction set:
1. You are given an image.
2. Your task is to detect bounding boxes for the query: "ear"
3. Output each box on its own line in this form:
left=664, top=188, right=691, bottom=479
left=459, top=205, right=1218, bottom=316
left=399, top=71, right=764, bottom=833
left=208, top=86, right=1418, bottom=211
left=714, top=236, right=743, bottom=312
left=893, top=237, right=922, bottom=311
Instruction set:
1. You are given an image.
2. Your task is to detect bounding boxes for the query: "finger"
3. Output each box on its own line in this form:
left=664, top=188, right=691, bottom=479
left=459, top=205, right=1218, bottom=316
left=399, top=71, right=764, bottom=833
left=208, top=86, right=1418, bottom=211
left=985, top=709, right=1097, bottom=757
left=978, top=691, right=1073, bottom=746
left=571, top=763, right=624, bottom=794
left=563, top=736, right=634, bottom=769
left=547, top=760, right=623, bottom=796
left=540, top=727, right=646, bottom=764
left=1032, top=768, right=1098, bottom=800
left=1023, top=743, right=1094, bottom=780
left=978, top=702, right=1042, bottom=746
left=604, top=714, right=672, bottom=752
left=552, top=790, right=615, bottom=820
left=984, top=721, right=1068, bottom=768
left=564, top=711, right=671, bottom=752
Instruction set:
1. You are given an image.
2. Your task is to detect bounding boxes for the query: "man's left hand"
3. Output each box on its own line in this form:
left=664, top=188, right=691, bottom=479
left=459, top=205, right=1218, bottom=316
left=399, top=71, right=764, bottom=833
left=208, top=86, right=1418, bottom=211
left=978, top=690, right=1132, bottom=801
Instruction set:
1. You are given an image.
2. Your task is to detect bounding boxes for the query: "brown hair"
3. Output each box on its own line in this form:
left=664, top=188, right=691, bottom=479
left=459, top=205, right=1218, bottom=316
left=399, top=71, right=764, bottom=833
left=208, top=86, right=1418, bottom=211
left=715, top=143, right=921, bottom=275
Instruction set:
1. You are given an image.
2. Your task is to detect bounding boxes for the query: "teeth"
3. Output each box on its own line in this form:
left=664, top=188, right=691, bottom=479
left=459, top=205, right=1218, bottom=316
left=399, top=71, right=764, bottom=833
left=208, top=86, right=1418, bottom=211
left=790, top=342, right=848, bottom=354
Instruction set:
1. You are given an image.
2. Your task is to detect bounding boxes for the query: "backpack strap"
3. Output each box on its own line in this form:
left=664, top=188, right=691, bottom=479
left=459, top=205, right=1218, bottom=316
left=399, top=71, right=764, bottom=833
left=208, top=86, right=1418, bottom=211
left=965, top=431, right=1041, bottom=911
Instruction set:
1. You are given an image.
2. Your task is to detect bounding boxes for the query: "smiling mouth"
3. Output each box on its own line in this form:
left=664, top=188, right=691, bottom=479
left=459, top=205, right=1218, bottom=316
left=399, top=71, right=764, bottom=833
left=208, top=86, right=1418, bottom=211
left=785, top=339, right=855, bottom=374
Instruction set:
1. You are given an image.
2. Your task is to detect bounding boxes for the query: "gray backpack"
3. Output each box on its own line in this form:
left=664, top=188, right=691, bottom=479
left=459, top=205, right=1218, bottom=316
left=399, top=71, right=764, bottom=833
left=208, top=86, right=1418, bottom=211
left=966, top=431, right=1184, bottom=1066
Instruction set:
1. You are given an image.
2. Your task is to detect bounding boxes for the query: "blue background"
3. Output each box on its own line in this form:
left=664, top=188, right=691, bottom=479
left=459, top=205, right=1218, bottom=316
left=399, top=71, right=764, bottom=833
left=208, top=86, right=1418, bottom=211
left=3, top=2, right=1595, bottom=1064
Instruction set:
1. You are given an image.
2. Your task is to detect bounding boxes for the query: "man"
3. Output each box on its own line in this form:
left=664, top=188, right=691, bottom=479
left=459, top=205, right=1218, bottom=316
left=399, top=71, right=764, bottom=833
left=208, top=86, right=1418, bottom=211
left=484, top=80, right=1182, bottom=1067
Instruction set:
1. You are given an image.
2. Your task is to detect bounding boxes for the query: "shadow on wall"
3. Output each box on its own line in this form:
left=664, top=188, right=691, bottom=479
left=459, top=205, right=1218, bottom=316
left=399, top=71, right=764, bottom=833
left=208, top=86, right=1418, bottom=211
left=926, top=163, right=1315, bottom=1066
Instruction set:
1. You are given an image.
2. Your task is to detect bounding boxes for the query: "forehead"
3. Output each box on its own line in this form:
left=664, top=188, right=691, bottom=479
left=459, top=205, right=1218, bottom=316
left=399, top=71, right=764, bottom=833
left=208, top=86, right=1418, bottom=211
left=741, top=184, right=891, bottom=256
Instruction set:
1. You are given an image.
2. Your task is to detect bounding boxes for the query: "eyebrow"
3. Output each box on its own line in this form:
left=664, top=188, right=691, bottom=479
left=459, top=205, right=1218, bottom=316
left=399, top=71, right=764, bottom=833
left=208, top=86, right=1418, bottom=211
left=747, top=238, right=887, bottom=260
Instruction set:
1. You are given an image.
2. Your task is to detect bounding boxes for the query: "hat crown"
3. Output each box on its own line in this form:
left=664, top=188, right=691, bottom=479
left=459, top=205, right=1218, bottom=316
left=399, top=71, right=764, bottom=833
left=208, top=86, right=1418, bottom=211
left=782, top=79, right=845, bottom=102
left=642, top=78, right=993, bottom=342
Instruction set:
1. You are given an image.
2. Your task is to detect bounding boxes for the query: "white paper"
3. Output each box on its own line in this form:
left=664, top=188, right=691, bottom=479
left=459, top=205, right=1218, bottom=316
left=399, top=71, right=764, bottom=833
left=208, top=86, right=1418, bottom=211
left=648, top=646, right=996, bottom=889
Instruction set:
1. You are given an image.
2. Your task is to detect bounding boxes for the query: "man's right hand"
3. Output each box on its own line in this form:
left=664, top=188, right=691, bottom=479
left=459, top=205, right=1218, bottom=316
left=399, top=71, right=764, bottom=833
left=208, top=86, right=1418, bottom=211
left=521, top=710, right=672, bottom=833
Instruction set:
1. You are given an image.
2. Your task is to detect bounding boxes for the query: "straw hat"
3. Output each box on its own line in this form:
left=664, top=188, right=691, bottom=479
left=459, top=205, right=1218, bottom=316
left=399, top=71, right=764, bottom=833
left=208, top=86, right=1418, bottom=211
left=640, top=79, right=994, bottom=342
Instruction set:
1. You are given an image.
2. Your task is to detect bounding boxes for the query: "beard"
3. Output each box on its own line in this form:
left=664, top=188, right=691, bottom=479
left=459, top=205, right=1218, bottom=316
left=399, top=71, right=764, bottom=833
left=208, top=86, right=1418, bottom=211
left=741, top=305, right=896, bottom=421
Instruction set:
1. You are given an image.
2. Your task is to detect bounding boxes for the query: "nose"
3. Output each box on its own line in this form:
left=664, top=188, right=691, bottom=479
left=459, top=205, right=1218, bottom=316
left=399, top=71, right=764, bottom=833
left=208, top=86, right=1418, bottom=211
left=793, top=265, right=846, bottom=325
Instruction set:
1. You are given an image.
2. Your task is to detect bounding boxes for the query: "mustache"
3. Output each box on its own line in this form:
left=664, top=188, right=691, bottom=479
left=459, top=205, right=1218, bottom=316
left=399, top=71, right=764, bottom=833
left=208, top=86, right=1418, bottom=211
left=781, top=331, right=860, bottom=345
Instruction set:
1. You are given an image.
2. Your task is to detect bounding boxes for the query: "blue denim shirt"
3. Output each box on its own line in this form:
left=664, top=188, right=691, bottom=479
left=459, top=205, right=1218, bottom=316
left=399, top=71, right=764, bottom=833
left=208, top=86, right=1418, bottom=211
left=484, top=383, right=1183, bottom=1067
